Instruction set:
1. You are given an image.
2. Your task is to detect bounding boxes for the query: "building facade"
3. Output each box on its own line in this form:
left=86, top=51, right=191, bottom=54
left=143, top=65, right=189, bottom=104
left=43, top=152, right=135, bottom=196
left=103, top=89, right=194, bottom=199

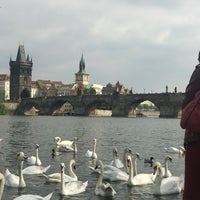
left=0, top=74, right=10, bottom=100
left=9, top=45, right=33, bottom=101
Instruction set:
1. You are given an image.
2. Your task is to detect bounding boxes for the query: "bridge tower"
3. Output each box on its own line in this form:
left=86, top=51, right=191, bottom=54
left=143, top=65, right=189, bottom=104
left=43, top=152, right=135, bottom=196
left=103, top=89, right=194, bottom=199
left=75, top=54, right=89, bottom=86
left=9, top=45, right=33, bottom=101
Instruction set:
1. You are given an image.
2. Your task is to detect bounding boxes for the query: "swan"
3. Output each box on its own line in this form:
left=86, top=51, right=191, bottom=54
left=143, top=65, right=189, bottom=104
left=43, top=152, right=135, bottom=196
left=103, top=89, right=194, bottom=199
left=127, top=154, right=156, bottom=186
left=57, top=137, right=77, bottom=152
left=164, top=146, right=185, bottom=155
left=85, top=138, right=97, bottom=159
left=22, top=164, right=51, bottom=175
left=89, top=148, right=132, bottom=174
left=144, top=156, right=154, bottom=167
left=27, top=144, right=42, bottom=166
left=5, top=152, right=27, bottom=188
left=95, top=160, right=116, bottom=197
left=110, top=147, right=124, bottom=169
left=100, top=161, right=129, bottom=182
left=43, top=159, right=78, bottom=183
left=60, top=162, right=88, bottom=196
left=0, top=173, right=4, bottom=200
left=13, top=192, right=53, bottom=200
left=123, top=148, right=132, bottom=173
left=54, top=136, right=73, bottom=149
left=162, top=155, right=172, bottom=178
left=153, top=161, right=184, bottom=195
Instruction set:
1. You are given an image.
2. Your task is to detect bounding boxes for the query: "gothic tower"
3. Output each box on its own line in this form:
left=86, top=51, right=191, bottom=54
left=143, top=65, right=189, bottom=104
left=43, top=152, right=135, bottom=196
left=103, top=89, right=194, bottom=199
left=9, top=45, right=33, bottom=100
left=75, top=54, right=89, bottom=85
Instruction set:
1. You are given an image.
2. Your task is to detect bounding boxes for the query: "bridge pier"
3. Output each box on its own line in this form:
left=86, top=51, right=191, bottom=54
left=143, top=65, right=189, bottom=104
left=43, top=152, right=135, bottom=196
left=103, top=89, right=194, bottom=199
left=159, top=105, right=180, bottom=118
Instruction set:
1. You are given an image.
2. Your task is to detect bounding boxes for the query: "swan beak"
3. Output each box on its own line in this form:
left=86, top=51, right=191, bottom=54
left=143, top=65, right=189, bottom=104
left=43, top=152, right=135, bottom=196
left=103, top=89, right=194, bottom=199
left=153, top=165, right=157, bottom=175
left=127, top=159, right=131, bottom=167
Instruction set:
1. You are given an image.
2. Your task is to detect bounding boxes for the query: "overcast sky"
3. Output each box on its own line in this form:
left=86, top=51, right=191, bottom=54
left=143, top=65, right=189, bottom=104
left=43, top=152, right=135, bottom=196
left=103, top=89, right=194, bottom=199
left=1, top=0, right=200, bottom=93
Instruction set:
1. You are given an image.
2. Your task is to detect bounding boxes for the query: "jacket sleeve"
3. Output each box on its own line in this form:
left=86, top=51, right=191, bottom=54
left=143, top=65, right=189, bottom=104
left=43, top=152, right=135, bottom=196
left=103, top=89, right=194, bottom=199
left=182, top=65, right=200, bottom=108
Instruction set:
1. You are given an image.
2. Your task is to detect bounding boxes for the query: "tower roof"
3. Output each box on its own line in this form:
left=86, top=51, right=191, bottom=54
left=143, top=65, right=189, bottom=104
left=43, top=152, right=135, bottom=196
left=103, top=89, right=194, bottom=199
left=16, top=45, right=26, bottom=62
left=78, top=54, right=86, bottom=74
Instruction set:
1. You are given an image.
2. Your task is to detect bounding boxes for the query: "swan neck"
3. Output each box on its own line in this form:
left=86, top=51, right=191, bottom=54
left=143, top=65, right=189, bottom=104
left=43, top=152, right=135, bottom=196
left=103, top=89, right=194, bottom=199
left=97, top=161, right=103, bottom=186
left=35, top=148, right=39, bottom=165
left=18, top=160, right=25, bottom=187
left=128, top=157, right=135, bottom=184
left=69, top=161, right=77, bottom=179
left=164, top=160, right=168, bottom=176
left=0, top=175, right=4, bottom=200
left=61, top=166, right=65, bottom=194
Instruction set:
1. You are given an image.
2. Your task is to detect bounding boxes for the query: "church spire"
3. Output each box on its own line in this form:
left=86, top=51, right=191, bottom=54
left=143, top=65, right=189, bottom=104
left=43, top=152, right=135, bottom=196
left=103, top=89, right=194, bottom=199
left=16, top=45, right=26, bottom=62
left=79, top=54, right=86, bottom=73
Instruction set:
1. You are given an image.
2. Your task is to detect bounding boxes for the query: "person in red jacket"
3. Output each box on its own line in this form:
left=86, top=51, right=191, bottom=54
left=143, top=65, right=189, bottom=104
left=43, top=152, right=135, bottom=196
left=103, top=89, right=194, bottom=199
left=182, top=52, right=200, bottom=200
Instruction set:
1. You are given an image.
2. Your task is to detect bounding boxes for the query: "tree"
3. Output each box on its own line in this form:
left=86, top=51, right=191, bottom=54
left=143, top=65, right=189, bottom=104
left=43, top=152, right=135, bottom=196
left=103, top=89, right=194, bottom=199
left=0, top=89, right=6, bottom=115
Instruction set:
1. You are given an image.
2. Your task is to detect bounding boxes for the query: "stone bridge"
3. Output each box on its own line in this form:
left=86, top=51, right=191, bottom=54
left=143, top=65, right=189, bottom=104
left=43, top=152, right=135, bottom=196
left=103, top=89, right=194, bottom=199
left=15, top=92, right=185, bottom=118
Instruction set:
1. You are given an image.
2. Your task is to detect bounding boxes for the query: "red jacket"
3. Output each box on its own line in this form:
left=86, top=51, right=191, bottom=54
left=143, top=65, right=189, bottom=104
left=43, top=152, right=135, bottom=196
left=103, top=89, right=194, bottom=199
left=182, top=64, right=200, bottom=146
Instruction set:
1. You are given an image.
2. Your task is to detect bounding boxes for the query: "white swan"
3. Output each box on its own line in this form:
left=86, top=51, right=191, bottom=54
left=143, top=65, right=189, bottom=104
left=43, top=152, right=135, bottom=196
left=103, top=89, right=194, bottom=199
left=95, top=160, right=116, bottom=197
left=13, top=192, right=53, bottom=200
left=100, top=161, right=129, bottom=182
left=5, top=152, right=27, bottom=188
left=85, top=138, right=97, bottom=159
left=153, top=161, right=184, bottom=195
left=0, top=173, right=4, bottom=200
left=27, top=144, right=42, bottom=166
left=127, top=154, right=156, bottom=186
left=57, top=137, right=77, bottom=152
left=43, top=159, right=78, bottom=183
left=4, top=152, right=27, bottom=188
left=54, top=136, right=73, bottom=150
left=110, top=147, right=124, bottom=169
left=162, top=155, right=172, bottom=178
left=164, top=146, right=185, bottom=155
left=60, top=162, right=88, bottom=196
left=22, top=164, right=51, bottom=175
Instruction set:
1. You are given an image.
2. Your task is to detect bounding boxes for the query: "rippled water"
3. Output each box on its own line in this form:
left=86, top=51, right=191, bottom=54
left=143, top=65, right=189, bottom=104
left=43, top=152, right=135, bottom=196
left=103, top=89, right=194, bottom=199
left=0, top=116, right=185, bottom=200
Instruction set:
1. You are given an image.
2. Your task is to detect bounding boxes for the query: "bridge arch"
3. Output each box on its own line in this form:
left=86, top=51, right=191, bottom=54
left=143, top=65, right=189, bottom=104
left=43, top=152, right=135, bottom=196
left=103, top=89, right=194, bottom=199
left=85, top=99, right=112, bottom=116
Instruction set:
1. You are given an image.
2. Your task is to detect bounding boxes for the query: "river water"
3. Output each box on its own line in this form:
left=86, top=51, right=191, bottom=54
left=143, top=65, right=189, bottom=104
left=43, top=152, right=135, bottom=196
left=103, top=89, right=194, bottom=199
left=0, top=115, right=185, bottom=200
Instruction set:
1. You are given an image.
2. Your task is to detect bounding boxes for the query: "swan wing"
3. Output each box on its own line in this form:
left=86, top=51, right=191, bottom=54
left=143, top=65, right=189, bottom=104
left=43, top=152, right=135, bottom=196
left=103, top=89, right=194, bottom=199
left=13, top=192, right=53, bottom=200
left=23, top=165, right=51, bottom=175
left=104, top=170, right=128, bottom=181
left=4, top=169, right=19, bottom=187
left=132, top=173, right=155, bottom=186
left=85, top=150, right=92, bottom=157
left=63, top=180, right=88, bottom=195
left=160, top=176, right=183, bottom=195
left=95, top=183, right=116, bottom=196
left=27, top=156, right=42, bottom=166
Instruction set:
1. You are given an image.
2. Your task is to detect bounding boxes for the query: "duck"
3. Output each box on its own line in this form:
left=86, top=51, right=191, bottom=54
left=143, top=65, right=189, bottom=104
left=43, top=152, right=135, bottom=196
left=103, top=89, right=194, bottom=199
left=95, top=160, right=116, bottom=197
left=52, top=148, right=62, bottom=157
left=162, top=155, right=172, bottom=178
left=22, top=164, right=51, bottom=175
left=152, top=161, right=184, bottom=195
left=13, top=192, right=53, bottom=200
left=85, top=138, right=97, bottom=159
left=164, top=146, right=185, bottom=156
left=5, top=152, right=27, bottom=188
left=43, top=159, right=78, bottom=183
left=0, top=173, right=4, bottom=200
left=60, top=162, right=88, bottom=196
left=127, top=154, right=156, bottom=186
left=110, top=147, right=124, bottom=169
left=144, top=156, right=154, bottom=167
left=27, top=144, right=42, bottom=166
left=54, top=136, right=73, bottom=150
